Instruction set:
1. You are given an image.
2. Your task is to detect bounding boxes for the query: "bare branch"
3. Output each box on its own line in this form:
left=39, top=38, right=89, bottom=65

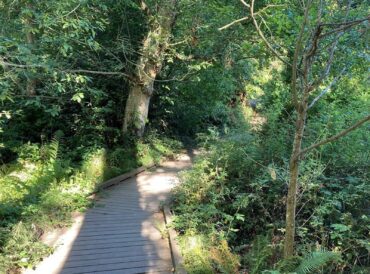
left=218, top=16, right=249, bottom=31
left=319, top=16, right=370, bottom=38
left=168, top=39, right=188, bottom=46
left=239, top=0, right=250, bottom=8
left=308, top=67, right=347, bottom=109
left=14, top=95, right=63, bottom=100
left=257, top=4, right=286, bottom=14
left=249, top=0, right=290, bottom=66
left=299, top=115, right=370, bottom=157
left=219, top=4, right=284, bottom=31
left=309, top=0, right=352, bottom=90
left=0, top=58, right=43, bottom=69
left=319, top=16, right=369, bottom=27
left=65, top=69, right=127, bottom=76
left=0, top=58, right=132, bottom=78
left=60, top=4, right=81, bottom=18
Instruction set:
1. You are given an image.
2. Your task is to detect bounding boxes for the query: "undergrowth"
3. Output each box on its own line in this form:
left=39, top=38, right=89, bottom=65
left=172, top=105, right=369, bottom=273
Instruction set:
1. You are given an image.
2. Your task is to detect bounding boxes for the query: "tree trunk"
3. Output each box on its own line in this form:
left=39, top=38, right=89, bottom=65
left=122, top=1, right=177, bottom=137
left=284, top=105, right=307, bottom=258
left=123, top=84, right=152, bottom=137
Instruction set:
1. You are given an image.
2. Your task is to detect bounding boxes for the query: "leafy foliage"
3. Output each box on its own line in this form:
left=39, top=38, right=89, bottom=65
left=0, top=0, right=369, bottom=273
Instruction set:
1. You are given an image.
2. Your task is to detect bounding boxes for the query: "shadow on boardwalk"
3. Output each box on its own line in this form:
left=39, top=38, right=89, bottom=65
left=25, top=153, right=194, bottom=274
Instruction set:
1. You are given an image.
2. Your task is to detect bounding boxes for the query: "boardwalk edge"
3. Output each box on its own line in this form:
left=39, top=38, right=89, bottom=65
left=163, top=205, right=187, bottom=274
left=93, top=164, right=156, bottom=194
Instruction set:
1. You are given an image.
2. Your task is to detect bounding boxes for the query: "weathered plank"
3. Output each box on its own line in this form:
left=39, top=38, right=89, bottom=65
left=94, top=165, right=151, bottom=192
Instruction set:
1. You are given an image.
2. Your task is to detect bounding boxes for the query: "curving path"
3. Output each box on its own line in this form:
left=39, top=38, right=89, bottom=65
left=24, top=154, right=192, bottom=274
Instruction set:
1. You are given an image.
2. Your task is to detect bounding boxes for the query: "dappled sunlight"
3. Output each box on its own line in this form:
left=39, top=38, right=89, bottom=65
left=81, top=149, right=107, bottom=184
left=8, top=162, right=37, bottom=181
left=23, top=152, right=193, bottom=274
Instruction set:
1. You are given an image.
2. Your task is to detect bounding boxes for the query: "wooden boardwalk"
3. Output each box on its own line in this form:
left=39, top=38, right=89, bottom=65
left=25, top=155, right=192, bottom=274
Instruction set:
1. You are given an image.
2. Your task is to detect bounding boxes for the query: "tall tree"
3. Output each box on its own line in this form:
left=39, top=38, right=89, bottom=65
left=122, top=0, right=178, bottom=136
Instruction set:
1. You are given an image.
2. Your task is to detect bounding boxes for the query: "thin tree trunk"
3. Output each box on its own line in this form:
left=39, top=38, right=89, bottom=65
left=284, top=112, right=305, bottom=257
left=122, top=1, right=177, bottom=136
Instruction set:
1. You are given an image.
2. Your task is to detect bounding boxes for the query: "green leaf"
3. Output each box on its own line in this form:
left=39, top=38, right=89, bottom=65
left=72, top=93, right=84, bottom=103
left=330, top=224, right=350, bottom=232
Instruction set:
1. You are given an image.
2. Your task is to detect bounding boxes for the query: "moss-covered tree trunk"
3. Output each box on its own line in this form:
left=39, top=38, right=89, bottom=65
left=123, top=1, right=177, bottom=136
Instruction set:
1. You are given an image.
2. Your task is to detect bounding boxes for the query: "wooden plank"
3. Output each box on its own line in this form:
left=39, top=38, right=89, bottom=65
left=70, top=233, right=145, bottom=242
left=69, top=244, right=158, bottom=257
left=59, top=258, right=172, bottom=274
left=76, top=222, right=144, bottom=230
left=63, top=249, right=160, bottom=263
left=94, top=164, right=155, bottom=192
left=69, top=239, right=154, bottom=252
left=76, top=228, right=148, bottom=237
left=79, top=266, right=172, bottom=274
left=66, top=246, right=170, bottom=263
left=67, top=245, right=160, bottom=259
left=63, top=253, right=163, bottom=269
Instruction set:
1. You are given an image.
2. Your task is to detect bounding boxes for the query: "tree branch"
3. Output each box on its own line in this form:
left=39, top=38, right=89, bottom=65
left=308, top=67, right=347, bottom=109
left=291, top=0, right=312, bottom=108
left=319, top=16, right=370, bottom=27
left=299, top=115, right=370, bottom=157
left=0, top=58, right=43, bottom=69
left=239, top=0, right=250, bottom=8
left=249, top=0, right=290, bottom=67
left=218, top=16, right=249, bottom=31
left=0, top=58, right=132, bottom=78
left=65, top=69, right=128, bottom=76
left=309, top=1, right=352, bottom=91
left=319, top=16, right=370, bottom=38
left=218, top=4, right=284, bottom=31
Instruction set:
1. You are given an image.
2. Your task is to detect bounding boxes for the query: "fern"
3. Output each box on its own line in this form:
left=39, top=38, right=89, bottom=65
left=0, top=164, right=9, bottom=176
left=295, top=250, right=341, bottom=274
left=48, top=138, right=59, bottom=162
left=43, top=130, right=64, bottom=164
left=245, top=234, right=274, bottom=274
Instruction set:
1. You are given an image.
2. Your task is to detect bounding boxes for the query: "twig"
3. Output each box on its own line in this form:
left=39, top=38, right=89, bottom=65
left=218, top=16, right=249, bottom=31
left=65, top=69, right=127, bottom=76
left=309, top=0, right=352, bottom=90
left=239, top=0, right=250, bottom=8
left=249, top=0, right=290, bottom=67
left=0, top=58, right=43, bottom=69
left=60, top=4, right=80, bottom=18
left=299, top=115, right=370, bottom=157
left=0, top=58, right=133, bottom=78
left=319, top=16, right=370, bottom=38
left=308, top=67, right=347, bottom=109
left=218, top=4, right=285, bottom=31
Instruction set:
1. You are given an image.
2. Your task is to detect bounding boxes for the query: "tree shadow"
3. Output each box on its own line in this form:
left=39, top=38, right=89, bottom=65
left=24, top=150, right=193, bottom=274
